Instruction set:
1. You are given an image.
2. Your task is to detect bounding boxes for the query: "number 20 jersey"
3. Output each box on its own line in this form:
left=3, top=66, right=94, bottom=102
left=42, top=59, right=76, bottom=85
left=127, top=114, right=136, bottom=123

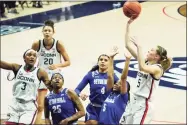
left=13, top=65, right=40, bottom=101
left=37, top=39, right=61, bottom=70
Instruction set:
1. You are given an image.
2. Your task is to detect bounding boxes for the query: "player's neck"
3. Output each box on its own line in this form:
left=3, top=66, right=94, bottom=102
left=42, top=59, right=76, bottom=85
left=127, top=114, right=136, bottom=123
left=148, top=60, right=157, bottom=65
left=24, top=65, right=34, bottom=72
left=43, top=38, right=53, bottom=46
left=53, top=88, right=63, bottom=94
left=98, top=69, right=107, bottom=73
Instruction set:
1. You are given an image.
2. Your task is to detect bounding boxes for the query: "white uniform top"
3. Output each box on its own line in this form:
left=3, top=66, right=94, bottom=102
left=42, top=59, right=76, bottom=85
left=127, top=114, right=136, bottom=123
left=37, top=39, right=62, bottom=78
left=37, top=39, right=62, bottom=70
left=133, top=63, right=163, bottom=101
left=12, top=65, right=41, bottom=102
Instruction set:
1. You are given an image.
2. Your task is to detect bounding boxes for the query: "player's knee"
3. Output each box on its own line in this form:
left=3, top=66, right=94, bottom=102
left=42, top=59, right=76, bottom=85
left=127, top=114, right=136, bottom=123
left=37, top=105, right=44, bottom=112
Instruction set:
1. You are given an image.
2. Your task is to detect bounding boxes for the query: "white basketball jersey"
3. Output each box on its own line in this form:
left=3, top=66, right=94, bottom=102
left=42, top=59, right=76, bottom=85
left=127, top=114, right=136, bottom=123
left=12, top=66, right=41, bottom=101
left=133, top=64, right=162, bottom=101
left=37, top=39, right=62, bottom=70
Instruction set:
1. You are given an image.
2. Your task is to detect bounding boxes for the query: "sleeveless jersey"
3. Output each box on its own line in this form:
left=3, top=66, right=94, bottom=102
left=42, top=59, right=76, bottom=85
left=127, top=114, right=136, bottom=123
left=12, top=65, right=40, bottom=101
left=99, top=92, right=128, bottom=124
left=37, top=39, right=62, bottom=70
left=133, top=64, right=163, bottom=101
left=46, top=88, right=77, bottom=125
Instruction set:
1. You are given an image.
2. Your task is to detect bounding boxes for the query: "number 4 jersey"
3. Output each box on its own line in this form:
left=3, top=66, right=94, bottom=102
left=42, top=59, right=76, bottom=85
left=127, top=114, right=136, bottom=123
left=37, top=39, right=62, bottom=70
left=12, top=65, right=41, bottom=102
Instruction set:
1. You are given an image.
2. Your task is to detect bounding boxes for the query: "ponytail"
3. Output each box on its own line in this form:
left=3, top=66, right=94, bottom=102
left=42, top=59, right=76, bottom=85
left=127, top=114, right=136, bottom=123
left=160, top=57, right=172, bottom=71
left=90, top=65, right=99, bottom=72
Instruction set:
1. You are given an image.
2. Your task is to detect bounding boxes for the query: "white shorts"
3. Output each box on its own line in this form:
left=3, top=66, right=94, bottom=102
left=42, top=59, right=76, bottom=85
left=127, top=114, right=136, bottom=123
left=38, top=69, right=63, bottom=90
left=119, top=96, right=153, bottom=124
left=7, top=98, right=38, bottom=124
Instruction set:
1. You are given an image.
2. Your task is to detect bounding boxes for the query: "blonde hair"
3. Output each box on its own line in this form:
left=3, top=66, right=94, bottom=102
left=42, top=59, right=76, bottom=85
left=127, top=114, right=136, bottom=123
left=157, top=46, right=172, bottom=71
left=160, top=57, right=172, bottom=71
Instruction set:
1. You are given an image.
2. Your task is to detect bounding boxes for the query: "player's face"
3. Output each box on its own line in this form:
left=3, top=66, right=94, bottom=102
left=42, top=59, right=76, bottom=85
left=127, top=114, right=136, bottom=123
left=98, top=56, right=109, bottom=70
left=51, top=74, right=64, bottom=89
left=146, top=48, right=158, bottom=61
left=113, top=82, right=120, bottom=91
left=42, top=26, right=54, bottom=39
left=24, top=51, right=37, bottom=66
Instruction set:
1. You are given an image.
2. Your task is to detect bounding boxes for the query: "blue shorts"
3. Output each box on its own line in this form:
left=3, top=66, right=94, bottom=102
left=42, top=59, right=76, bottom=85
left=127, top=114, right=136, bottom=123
left=85, top=103, right=102, bottom=122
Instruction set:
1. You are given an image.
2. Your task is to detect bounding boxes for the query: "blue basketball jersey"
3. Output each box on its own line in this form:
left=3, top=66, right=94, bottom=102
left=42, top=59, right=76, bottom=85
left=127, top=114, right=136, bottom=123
left=99, top=91, right=128, bottom=125
left=46, top=88, right=77, bottom=125
left=75, top=70, right=119, bottom=105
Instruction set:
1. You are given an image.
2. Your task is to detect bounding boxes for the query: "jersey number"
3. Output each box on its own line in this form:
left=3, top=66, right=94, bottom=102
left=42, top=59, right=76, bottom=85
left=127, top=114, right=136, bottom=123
left=21, top=82, right=27, bottom=90
left=44, top=58, right=53, bottom=65
left=102, top=103, right=107, bottom=112
left=137, top=78, right=141, bottom=87
left=52, top=105, right=61, bottom=113
left=101, top=87, right=105, bottom=94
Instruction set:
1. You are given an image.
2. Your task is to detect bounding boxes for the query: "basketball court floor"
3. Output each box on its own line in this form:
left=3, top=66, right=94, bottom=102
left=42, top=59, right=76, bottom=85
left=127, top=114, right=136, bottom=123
left=0, top=1, right=186, bottom=124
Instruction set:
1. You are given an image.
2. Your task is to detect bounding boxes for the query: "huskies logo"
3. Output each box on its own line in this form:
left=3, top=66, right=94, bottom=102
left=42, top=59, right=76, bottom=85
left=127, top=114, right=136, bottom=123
left=114, top=57, right=187, bottom=90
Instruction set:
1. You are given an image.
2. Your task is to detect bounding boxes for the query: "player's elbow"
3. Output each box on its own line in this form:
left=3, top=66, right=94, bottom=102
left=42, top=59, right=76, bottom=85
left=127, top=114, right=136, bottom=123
left=66, top=61, right=71, bottom=66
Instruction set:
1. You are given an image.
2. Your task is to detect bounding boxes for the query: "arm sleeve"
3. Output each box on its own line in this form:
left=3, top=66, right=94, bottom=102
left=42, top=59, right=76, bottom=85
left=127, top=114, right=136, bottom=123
left=74, top=72, right=90, bottom=96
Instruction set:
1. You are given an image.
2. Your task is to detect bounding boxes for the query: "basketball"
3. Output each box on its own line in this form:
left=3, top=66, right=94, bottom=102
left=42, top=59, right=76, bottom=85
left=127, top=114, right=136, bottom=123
left=123, top=1, right=142, bottom=19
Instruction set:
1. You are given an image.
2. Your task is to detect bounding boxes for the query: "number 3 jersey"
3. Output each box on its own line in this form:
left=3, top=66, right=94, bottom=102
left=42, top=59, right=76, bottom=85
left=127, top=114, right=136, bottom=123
left=45, top=88, right=77, bottom=125
left=37, top=39, right=61, bottom=70
left=133, top=64, right=163, bottom=101
left=12, top=65, right=41, bottom=102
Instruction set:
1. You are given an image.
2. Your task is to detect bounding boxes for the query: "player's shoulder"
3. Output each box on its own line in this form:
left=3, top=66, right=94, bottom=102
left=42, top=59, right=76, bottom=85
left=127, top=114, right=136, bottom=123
left=46, top=91, right=54, bottom=98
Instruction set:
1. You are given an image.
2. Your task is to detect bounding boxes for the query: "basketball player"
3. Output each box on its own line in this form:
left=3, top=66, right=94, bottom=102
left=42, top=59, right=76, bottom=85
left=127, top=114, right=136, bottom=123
left=31, top=20, right=71, bottom=124
left=44, top=73, right=85, bottom=125
left=74, top=49, right=119, bottom=125
left=119, top=18, right=172, bottom=124
left=0, top=49, right=51, bottom=125
left=99, top=49, right=131, bottom=125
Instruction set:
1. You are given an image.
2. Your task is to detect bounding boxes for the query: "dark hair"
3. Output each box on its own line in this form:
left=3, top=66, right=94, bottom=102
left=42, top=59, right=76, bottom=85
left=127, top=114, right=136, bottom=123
left=51, top=73, right=64, bottom=82
left=43, top=20, right=55, bottom=32
left=156, top=46, right=172, bottom=71
left=23, top=49, right=32, bottom=59
left=90, top=54, right=110, bottom=72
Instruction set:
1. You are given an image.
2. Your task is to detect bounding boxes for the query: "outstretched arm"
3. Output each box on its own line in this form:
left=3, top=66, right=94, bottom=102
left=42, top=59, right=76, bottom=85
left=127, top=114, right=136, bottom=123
left=125, top=18, right=138, bottom=59
left=74, top=73, right=89, bottom=96
left=131, top=38, right=162, bottom=75
left=120, top=50, right=132, bottom=94
left=0, top=60, right=20, bottom=73
left=107, top=46, right=119, bottom=91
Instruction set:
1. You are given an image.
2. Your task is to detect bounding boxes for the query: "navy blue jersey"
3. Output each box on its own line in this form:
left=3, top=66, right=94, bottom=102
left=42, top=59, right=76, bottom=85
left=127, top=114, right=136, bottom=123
left=45, top=88, right=77, bottom=125
left=99, top=91, right=128, bottom=125
left=75, top=70, right=119, bottom=105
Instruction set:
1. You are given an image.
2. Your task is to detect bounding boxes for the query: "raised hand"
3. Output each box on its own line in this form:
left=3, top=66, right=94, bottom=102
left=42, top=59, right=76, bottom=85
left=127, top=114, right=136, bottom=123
left=109, top=46, right=119, bottom=58
left=127, top=16, right=135, bottom=25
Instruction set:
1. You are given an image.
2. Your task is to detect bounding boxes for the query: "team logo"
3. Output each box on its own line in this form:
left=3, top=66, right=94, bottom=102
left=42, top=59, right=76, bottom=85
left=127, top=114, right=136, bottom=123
left=114, top=57, right=187, bottom=90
